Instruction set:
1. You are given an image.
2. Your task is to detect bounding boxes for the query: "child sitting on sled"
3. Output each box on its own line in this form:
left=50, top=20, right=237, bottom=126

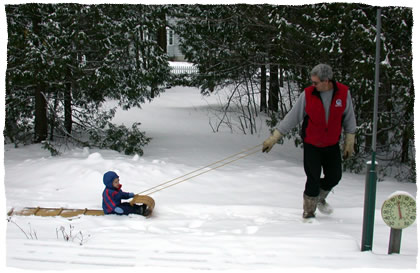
left=102, top=171, right=148, bottom=216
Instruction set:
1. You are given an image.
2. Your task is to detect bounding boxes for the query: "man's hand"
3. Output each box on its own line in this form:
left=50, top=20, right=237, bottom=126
left=343, top=133, right=355, bottom=159
left=262, top=129, right=283, bottom=153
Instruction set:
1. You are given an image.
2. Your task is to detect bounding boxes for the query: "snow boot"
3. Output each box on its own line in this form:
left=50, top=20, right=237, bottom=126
left=303, top=193, right=318, bottom=219
left=141, top=204, right=152, bottom=217
left=317, top=189, right=333, bottom=215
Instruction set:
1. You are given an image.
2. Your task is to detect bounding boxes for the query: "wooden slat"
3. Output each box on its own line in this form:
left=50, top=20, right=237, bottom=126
left=37, top=208, right=62, bottom=216
left=9, top=207, right=104, bottom=218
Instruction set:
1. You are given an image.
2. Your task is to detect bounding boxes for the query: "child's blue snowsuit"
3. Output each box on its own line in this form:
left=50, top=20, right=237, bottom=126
left=102, top=171, right=144, bottom=215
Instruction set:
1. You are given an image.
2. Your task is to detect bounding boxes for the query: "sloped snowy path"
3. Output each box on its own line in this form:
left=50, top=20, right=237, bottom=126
left=4, top=87, right=417, bottom=271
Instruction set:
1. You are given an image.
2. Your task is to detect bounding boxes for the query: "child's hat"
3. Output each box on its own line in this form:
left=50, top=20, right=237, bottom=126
left=103, top=171, right=119, bottom=188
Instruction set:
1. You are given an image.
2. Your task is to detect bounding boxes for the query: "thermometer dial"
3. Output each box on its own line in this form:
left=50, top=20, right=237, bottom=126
left=381, top=192, right=416, bottom=229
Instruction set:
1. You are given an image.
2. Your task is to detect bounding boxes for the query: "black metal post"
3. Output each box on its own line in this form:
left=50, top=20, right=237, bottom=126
left=388, top=228, right=402, bottom=254
left=361, top=161, right=378, bottom=251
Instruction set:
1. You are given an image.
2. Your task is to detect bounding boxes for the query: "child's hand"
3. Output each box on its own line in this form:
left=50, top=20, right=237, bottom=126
left=129, top=193, right=135, bottom=198
left=114, top=207, right=124, bottom=214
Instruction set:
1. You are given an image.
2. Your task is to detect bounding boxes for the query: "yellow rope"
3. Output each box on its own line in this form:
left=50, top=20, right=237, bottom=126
left=137, top=144, right=262, bottom=196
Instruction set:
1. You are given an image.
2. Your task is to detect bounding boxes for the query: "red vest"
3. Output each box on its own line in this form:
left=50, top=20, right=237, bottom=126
left=303, top=82, right=348, bottom=147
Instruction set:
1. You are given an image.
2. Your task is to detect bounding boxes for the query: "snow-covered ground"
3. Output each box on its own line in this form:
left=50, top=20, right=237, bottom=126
left=3, top=86, right=418, bottom=272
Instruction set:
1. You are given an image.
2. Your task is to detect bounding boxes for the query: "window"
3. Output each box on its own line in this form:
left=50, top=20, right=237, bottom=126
left=168, top=30, right=174, bottom=46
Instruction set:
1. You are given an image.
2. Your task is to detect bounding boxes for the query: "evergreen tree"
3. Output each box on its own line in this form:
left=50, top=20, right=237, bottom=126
left=5, top=4, right=170, bottom=155
left=6, top=4, right=51, bottom=143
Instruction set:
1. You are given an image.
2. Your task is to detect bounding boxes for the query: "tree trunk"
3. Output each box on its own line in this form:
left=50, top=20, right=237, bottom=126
left=49, top=92, right=59, bottom=141
left=33, top=13, right=47, bottom=143
left=260, top=64, right=267, bottom=112
left=152, top=9, right=167, bottom=99
left=401, top=83, right=414, bottom=163
left=34, top=84, right=48, bottom=143
left=279, top=67, right=284, bottom=88
left=64, top=81, right=72, bottom=134
left=157, top=9, right=167, bottom=53
left=278, top=67, right=285, bottom=117
left=401, top=127, right=409, bottom=163
left=268, top=64, right=279, bottom=112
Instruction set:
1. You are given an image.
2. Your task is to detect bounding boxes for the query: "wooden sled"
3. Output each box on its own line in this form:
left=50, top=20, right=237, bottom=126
left=8, top=195, right=155, bottom=218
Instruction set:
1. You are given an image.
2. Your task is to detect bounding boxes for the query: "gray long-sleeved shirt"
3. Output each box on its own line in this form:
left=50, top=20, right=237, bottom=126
left=277, top=89, right=357, bottom=135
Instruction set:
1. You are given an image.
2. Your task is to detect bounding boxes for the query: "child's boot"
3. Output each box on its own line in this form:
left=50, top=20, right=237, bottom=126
left=142, top=204, right=152, bottom=217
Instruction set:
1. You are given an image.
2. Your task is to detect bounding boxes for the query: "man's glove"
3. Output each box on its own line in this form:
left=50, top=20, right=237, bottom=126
left=114, top=207, right=124, bottom=214
left=343, top=133, right=355, bottom=159
left=262, top=129, right=283, bottom=153
left=129, top=192, right=135, bottom=198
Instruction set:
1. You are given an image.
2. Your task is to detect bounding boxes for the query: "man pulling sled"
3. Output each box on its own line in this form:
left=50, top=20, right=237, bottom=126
left=262, top=64, right=357, bottom=220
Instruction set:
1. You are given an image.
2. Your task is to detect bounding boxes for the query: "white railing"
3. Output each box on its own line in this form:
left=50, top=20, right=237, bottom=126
left=170, top=65, right=198, bottom=75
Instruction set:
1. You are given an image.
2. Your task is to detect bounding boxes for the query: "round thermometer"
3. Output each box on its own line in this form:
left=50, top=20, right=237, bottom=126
left=381, top=191, right=416, bottom=229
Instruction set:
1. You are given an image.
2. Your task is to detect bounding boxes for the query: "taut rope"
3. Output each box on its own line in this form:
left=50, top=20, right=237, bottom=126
left=137, top=144, right=262, bottom=196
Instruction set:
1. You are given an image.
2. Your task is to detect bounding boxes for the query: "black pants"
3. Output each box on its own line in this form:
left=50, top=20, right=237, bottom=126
left=114, top=203, right=145, bottom=215
left=303, top=142, right=342, bottom=197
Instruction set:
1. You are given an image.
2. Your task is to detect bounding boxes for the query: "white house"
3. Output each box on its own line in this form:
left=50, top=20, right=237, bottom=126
left=166, top=21, right=185, bottom=61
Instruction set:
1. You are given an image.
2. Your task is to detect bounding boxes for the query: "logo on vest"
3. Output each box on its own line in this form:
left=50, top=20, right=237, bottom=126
left=335, top=99, right=343, bottom=107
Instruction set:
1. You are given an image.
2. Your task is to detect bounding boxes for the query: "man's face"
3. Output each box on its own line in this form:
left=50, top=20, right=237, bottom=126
left=311, top=76, right=330, bottom=92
